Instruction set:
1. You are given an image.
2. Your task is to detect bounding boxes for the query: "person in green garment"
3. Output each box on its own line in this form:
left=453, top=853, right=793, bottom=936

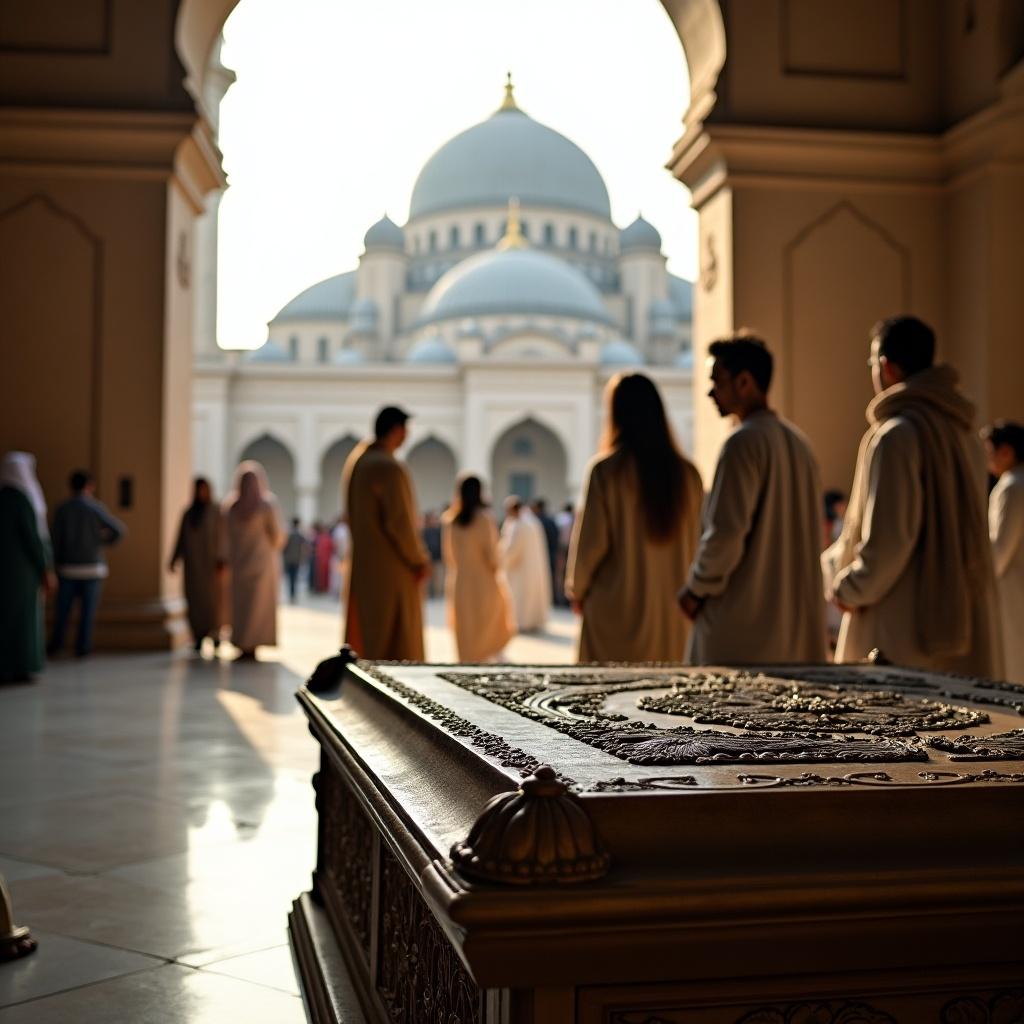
left=0, top=452, right=53, bottom=683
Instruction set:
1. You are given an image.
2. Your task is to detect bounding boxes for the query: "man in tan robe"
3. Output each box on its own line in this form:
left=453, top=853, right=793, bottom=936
left=679, top=336, right=826, bottom=664
left=822, top=316, right=1003, bottom=678
left=343, top=406, right=429, bottom=660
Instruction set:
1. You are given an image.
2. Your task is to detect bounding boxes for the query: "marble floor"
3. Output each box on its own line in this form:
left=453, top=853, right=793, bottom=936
left=0, top=595, right=576, bottom=1021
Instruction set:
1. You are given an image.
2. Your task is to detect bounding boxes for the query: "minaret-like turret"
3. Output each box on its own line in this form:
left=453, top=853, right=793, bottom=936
left=356, top=213, right=407, bottom=358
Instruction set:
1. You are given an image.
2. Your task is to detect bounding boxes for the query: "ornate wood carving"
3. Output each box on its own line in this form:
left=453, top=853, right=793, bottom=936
left=377, top=846, right=482, bottom=1024
left=928, top=730, right=1024, bottom=761
left=320, top=765, right=374, bottom=960
left=735, top=1001, right=897, bottom=1024
left=451, top=766, right=610, bottom=885
left=940, top=989, right=1024, bottom=1023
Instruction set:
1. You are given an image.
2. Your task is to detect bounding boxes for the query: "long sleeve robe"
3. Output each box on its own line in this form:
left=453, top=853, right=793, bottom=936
left=990, top=466, right=1024, bottom=682
left=226, top=501, right=284, bottom=651
left=443, top=511, right=515, bottom=663
left=566, top=449, right=703, bottom=663
left=822, top=400, right=1002, bottom=678
left=686, top=410, right=826, bottom=665
left=501, top=512, right=550, bottom=632
left=343, top=441, right=427, bottom=661
left=172, top=503, right=224, bottom=642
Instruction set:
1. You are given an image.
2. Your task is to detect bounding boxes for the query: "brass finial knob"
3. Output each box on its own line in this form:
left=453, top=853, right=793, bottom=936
left=499, top=71, right=519, bottom=112
left=451, top=766, right=611, bottom=885
left=497, top=197, right=527, bottom=251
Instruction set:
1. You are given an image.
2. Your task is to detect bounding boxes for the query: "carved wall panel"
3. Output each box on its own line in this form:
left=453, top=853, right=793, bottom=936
left=376, top=846, right=482, bottom=1024
left=0, top=195, right=102, bottom=501
left=320, top=764, right=374, bottom=961
left=781, top=0, right=906, bottom=79
left=783, top=201, right=909, bottom=490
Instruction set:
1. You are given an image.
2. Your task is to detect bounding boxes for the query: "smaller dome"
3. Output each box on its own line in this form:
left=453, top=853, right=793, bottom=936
left=363, top=215, right=405, bottom=251
left=407, top=336, right=457, bottom=364
left=331, top=347, right=366, bottom=366
left=619, top=215, right=662, bottom=253
left=675, top=347, right=694, bottom=369
left=601, top=339, right=644, bottom=366
left=457, top=319, right=484, bottom=339
left=248, top=340, right=292, bottom=363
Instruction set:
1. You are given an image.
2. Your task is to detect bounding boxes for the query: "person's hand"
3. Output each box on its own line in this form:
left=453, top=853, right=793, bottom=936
left=42, top=571, right=56, bottom=598
left=677, top=588, right=703, bottom=621
left=570, top=600, right=582, bottom=615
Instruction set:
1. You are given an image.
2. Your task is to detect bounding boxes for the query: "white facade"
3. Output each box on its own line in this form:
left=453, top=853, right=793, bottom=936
left=194, top=79, right=694, bottom=523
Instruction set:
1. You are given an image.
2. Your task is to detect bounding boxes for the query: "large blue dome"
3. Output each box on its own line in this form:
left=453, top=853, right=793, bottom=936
left=418, top=247, right=612, bottom=326
left=409, top=102, right=611, bottom=221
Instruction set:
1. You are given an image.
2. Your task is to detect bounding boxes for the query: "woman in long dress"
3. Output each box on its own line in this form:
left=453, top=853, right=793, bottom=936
left=224, top=462, right=284, bottom=659
left=0, top=452, right=53, bottom=682
left=500, top=497, right=551, bottom=633
left=443, top=476, right=515, bottom=663
left=169, top=477, right=224, bottom=654
left=566, top=372, right=704, bottom=663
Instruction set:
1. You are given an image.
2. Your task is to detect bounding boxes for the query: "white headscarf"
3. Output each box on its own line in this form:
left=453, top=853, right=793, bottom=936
left=0, top=451, right=49, bottom=540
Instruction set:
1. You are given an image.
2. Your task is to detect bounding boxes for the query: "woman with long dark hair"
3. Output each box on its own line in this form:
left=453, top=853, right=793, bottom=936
left=566, top=373, right=703, bottom=662
left=169, top=476, right=225, bottom=654
left=442, top=474, right=515, bottom=662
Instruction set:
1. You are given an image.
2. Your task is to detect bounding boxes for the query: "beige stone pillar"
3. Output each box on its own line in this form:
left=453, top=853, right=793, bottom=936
left=0, top=3, right=225, bottom=648
left=665, top=0, right=1024, bottom=491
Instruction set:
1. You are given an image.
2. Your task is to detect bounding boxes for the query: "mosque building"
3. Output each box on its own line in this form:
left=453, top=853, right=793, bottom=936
left=193, top=77, right=694, bottom=523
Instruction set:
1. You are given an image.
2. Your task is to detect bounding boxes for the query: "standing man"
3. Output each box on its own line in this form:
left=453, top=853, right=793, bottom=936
left=679, top=335, right=826, bottom=664
left=282, top=517, right=308, bottom=604
left=49, top=469, right=126, bottom=657
left=822, top=316, right=1002, bottom=677
left=982, top=421, right=1024, bottom=682
left=342, top=406, right=429, bottom=660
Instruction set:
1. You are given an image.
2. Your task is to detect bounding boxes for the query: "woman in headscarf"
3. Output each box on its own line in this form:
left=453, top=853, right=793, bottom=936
left=442, top=475, right=515, bottom=663
left=223, top=462, right=284, bottom=659
left=566, top=373, right=704, bottom=663
left=169, top=477, right=225, bottom=654
left=0, top=452, right=54, bottom=682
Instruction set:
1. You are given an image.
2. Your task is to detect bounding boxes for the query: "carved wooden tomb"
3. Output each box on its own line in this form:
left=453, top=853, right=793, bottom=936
left=289, top=660, right=1024, bottom=1023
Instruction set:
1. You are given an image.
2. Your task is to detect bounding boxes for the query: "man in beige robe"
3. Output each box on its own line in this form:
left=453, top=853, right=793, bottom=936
left=983, top=421, right=1024, bottom=682
left=679, top=335, right=826, bottom=665
left=343, top=406, right=429, bottom=661
left=822, top=317, right=1002, bottom=678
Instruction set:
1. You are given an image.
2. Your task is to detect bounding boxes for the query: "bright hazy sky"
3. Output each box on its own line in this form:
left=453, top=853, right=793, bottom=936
left=216, top=0, right=695, bottom=349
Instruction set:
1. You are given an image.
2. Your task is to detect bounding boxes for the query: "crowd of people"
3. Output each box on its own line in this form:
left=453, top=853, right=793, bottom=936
left=2, top=315, right=1022, bottom=683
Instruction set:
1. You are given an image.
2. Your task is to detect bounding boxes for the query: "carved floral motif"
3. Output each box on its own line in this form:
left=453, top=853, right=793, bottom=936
left=927, top=729, right=1024, bottom=761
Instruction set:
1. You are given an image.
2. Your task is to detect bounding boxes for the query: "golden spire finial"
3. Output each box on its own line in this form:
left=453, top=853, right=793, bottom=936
left=498, top=197, right=528, bottom=250
left=500, top=70, right=518, bottom=111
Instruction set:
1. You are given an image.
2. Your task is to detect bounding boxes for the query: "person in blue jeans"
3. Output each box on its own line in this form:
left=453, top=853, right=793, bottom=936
left=48, top=470, right=126, bottom=657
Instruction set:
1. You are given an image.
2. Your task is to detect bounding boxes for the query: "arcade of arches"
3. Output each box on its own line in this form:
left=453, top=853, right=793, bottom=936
left=2, top=0, right=1023, bottom=647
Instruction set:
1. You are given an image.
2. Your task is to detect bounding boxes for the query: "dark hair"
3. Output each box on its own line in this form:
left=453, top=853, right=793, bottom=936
left=601, top=373, right=690, bottom=544
left=374, top=405, right=410, bottom=439
left=981, top=420, right=1024, bottom=462
left=708, top=334, right=773, bottom=392
left=823, top=488, right=846, bottom=522
left=70, top=469, right=93, bottom=492
left=452, top=474, right=487, bottom=527
left=291, top=516, right=301, bottom=527
left=187, top=477, right=211, bottom=527
left=873, top=316, right=935, bottom=377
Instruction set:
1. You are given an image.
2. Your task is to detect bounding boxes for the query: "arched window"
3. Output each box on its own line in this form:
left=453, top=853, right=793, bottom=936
left=428, top=230, right=437, bottom=253
left=589, top=231, right=597, bottom=252
left=449, top=225, right=460, bottom=249
left=568, top=226, right=578, bottom=250
left=288, top=335, right=299, bottom=359
left=474, top=222, right=486, bottom=246
left=543, top=223, right=555, bottom=246
left=520, top=219, right=529, bottom=239
left=317, top=336, right=329, bottom=362
left=413, top=235, right=421, bottom=254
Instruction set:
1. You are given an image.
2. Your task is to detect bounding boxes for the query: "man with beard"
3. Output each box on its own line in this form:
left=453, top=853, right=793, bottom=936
left=679, top=335, right=826, bottom=664
left=822, top=317, right=1002, bottom=677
